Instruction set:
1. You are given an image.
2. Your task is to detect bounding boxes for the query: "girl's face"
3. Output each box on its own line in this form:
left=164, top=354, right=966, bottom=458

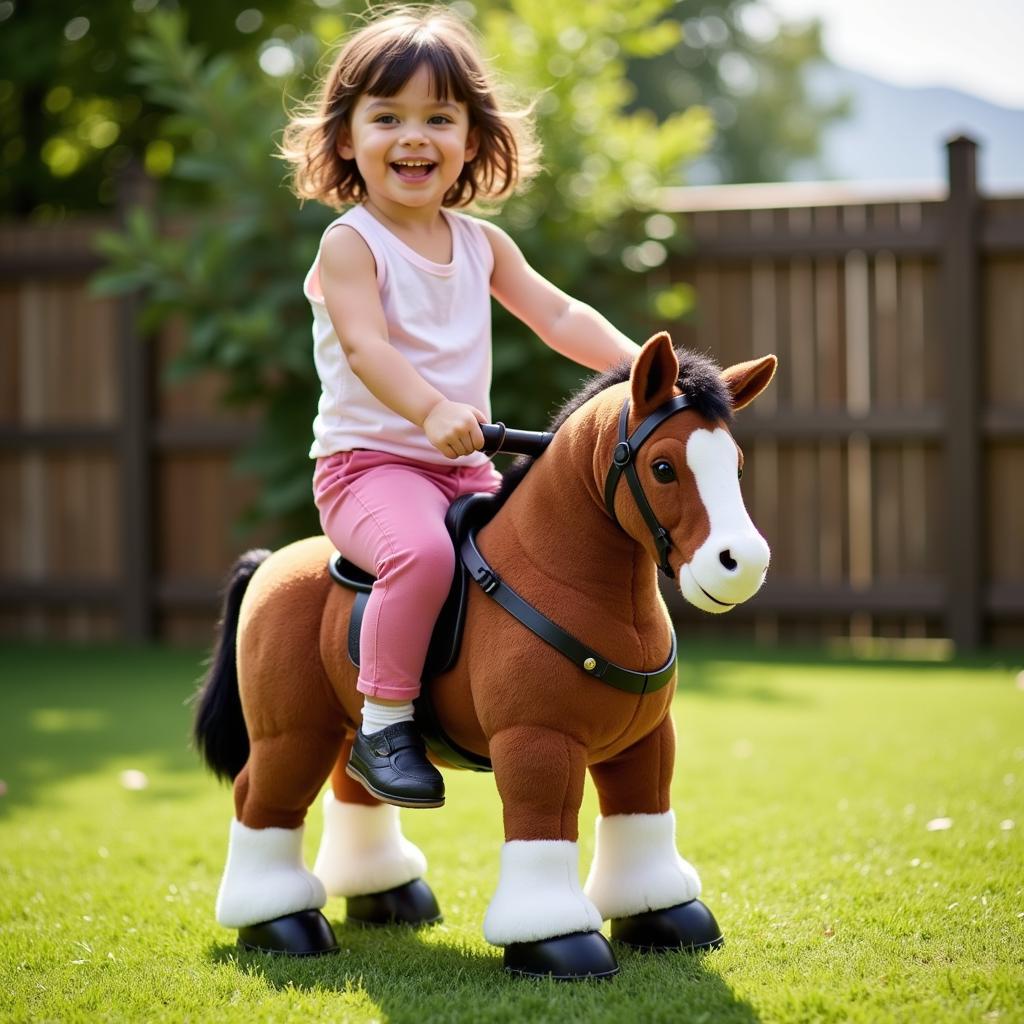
left=340, top=64, right=478, bottom=217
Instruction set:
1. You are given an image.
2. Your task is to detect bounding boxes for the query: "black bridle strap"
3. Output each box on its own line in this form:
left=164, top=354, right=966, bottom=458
left=603, top=394, right=692, bottom=578
left=461, top=531, right=677, bottom=696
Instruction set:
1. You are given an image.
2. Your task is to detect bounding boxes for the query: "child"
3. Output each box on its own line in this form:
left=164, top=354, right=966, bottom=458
left=282, top=5, right=640, bottom=808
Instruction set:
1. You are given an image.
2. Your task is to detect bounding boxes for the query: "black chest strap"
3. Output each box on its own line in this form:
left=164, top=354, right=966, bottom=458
left=460, top=531, right=676, bottom=696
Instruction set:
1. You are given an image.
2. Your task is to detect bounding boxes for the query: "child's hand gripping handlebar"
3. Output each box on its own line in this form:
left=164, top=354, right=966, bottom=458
left=479, top=422, right=554, bottom=458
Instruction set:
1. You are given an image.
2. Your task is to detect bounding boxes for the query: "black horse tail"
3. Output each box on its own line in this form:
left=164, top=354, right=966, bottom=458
left=192, top=548, right=272, bottom=782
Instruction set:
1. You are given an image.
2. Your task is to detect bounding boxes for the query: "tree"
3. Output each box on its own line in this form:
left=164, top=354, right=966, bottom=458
left=1, top=1, right=848, bottom=218
left=470, top=0, right=713, bottom=424
left=626, top=0, right=849, bottom=183
left=95, top=1, right=711, bottom=539
left=0, top=0, right=299, bottom=216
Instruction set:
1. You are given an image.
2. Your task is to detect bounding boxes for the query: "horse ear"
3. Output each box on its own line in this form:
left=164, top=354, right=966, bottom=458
left=631, top=332, right=680, bottom=416
left=721, top=354, right=778, bottom=411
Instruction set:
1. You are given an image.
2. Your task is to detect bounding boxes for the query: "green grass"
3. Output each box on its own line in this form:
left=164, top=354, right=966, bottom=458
left=1, top=642, right=1022, bottom=1024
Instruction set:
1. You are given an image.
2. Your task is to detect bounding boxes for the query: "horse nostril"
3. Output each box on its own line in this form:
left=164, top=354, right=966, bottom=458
left=719, top=549, right=738, bottom=572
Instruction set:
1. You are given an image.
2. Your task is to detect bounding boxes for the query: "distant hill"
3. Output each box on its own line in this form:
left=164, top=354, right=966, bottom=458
left=800, top=64, right=1024, bottom=190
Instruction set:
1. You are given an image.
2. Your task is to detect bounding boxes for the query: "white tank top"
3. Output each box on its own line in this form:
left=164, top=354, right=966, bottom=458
left=304, top=204, right=494, bottom=466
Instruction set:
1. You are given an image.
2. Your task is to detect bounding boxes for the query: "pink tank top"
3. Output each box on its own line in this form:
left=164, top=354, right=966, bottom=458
left=304, top=204, right=494, bottom=467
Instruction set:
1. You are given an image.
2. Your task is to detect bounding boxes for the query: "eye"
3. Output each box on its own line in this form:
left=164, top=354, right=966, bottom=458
left=652, top=459, right=676, bottom=483
left=428, top=114, right=453, bottom=125
left=374, top=114, right=398, bottom=124
left=737, top=466, right=744, bottom=480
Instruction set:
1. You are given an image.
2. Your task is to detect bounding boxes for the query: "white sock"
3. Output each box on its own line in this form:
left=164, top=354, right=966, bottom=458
left=360, top=699, right=415, bottom=736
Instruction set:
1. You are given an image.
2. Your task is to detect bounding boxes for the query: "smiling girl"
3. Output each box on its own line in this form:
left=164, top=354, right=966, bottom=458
left=281, top=5, right=640, bottom=808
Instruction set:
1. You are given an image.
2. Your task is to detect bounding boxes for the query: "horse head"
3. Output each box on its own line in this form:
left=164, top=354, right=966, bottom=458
left=599, top=332, right=776, bottom=613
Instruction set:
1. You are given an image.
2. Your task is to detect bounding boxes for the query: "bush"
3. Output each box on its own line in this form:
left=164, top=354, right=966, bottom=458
left=95, top=2, right=710, bottom=541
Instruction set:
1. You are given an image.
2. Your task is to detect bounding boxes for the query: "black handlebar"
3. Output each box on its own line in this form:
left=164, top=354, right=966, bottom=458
left=480, top=422, right=554, bottom=458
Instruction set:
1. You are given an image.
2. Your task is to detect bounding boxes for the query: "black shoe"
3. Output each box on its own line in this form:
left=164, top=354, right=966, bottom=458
left=346, top=722, right=445, bottom=808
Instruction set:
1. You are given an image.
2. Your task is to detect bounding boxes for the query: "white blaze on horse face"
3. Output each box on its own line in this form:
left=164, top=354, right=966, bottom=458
left=679, top=427, right=770, bottom=614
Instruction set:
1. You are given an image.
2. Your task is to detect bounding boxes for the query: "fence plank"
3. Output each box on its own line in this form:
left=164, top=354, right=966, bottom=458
left=117, top=166, right=156, bottom=641
left=943, top=136, right=984, bottom=648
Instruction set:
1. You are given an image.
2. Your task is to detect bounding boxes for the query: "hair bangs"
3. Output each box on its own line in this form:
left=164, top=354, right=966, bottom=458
left=363, top=34, right=468, bottom=104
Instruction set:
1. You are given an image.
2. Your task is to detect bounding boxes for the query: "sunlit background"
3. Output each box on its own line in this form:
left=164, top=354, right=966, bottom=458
left=2, top=0, right=1022, bottom=650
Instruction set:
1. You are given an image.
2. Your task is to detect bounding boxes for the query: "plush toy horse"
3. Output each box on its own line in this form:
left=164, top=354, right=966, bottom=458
left=194, top=333, right=776, bottom=979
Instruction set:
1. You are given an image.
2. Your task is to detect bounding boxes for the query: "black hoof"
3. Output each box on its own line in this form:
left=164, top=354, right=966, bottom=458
left=237, top=909, right=339, bottom=956
left=504, top=931, right=619, bottom=981
left=611, top=899, right=724, bottom=952
left=346, top=878, right=442, bottom=927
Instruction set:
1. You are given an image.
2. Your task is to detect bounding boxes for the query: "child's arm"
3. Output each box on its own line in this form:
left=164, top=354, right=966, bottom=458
left=319, top=226, right=485, bottom=457
left=481, top=222, right=641, bottom=371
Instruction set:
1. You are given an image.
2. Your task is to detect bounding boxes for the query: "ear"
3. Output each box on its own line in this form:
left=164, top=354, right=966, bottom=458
left=630, top=332, right=680, bottom=417
left=720, top=354, right=778, bottom=411
left=337, top=127, right=355, bottom=162
left=464, top=126, right=479, bottom=163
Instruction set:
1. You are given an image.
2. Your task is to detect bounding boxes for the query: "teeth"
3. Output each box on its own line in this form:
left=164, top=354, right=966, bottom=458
left=394, top=160, right=433, bottom=167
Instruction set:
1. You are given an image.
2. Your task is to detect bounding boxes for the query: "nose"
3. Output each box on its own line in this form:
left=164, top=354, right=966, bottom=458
left=724, top=533, right=770, bottom=580
left=692, top=530, right=770, bottom=604
left=398, top=125, right=427, bottom=146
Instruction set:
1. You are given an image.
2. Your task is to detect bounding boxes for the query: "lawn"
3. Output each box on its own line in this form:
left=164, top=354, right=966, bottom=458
left=1, top=641, right=1022, bottom=1024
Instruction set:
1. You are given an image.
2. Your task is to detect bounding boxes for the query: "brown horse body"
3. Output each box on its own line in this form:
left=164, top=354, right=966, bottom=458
left=198, top=334, right=776, bottom=977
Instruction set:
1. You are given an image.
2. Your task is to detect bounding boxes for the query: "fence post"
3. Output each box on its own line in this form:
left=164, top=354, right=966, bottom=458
left=943, top=135, right=983, bottom=650
left=116, top=163, right=156, bottom=642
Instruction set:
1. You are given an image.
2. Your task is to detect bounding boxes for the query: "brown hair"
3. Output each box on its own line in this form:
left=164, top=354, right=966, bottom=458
left=281, top=5, right=539, bottom=210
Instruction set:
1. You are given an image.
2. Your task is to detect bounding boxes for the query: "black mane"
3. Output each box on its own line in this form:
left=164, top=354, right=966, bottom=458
left=492, top=345, right=733, bottom=509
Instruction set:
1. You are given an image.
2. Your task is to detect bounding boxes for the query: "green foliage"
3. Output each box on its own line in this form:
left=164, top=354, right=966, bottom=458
left=474, top=0, right=712, bottom=428
left=627, top=1, right=850, bottom=183
left=1, top=1, right=845, bottom=216
left=95, top=1, right=710, bottom=540
left=0, top=0, right=300, bottom=216
left=10, top=2, right=849, bottom=541
left=93, top=11, right=327, bottom=538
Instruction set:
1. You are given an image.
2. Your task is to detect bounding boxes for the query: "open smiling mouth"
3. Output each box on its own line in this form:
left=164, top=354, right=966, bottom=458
left=391, top=160, right=436, bottom=180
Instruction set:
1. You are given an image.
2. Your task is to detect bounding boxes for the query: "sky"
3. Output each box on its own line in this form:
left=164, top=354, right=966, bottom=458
left=767, top=0, right=1024, bottom=110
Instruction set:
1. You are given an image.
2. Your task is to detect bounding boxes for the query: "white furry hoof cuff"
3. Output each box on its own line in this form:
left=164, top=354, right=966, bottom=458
left=215, top=819, right=327, bottom=928
left=483, top=840, right=603, bottom=946
left=584, top=811, right=702, bottom=921
left=312, top=791, right=427, bottom=898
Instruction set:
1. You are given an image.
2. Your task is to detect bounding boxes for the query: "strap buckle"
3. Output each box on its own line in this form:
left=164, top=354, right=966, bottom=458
left=655, top=529, right=675, bottom=579
left=478, top=568, right=501, bottom=595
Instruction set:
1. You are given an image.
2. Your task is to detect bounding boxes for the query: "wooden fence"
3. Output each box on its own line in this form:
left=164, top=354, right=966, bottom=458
left=1, top=136, right=1022, bottom=648
left=0, top=171, right=272, bottom=645
left=660, top=137, right=1024, bottom=650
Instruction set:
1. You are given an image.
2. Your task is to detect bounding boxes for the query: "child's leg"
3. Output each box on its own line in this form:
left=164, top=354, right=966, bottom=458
left=316, top=458, right=457, bottom=807
left=318, top=459, right=457, bottom=699
left=456, top=460, right=504, bottom=498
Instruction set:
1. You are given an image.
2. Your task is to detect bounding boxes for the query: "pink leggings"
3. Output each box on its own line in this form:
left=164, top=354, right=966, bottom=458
left=313, top=449, right=503, bottom=701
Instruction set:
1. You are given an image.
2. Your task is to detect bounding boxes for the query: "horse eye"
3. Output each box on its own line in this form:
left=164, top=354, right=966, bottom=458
left=737, top=466, right=744, bottom=480
left=652, top=460, right=676, bottom=483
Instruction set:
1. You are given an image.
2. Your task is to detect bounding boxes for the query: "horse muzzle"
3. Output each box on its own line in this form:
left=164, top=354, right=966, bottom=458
left=678, top=531, right=770, bottom=614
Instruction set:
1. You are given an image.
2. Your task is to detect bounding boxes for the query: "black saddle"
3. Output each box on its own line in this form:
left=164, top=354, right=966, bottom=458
left=327, top=491, right=499, bottom=771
